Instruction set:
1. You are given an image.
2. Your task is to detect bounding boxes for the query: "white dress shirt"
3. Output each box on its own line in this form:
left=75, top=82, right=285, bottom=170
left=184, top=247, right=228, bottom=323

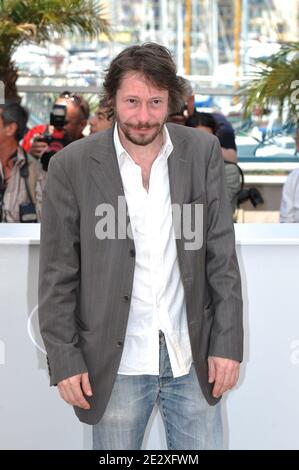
left=114, top=124, right=193, bottom=377
left=280, top=168, right=299, bottom=223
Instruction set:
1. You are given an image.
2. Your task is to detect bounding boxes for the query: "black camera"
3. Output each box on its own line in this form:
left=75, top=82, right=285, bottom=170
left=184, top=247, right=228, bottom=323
left=39, top=104, right=71, bottom=171
left=237, top=187, right=264, bottom=208
left=50, top=103, right=67, bottom=128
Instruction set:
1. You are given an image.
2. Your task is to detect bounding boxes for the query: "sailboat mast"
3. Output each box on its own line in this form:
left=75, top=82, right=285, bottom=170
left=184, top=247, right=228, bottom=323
left=184, top=0, right=192, bottom=74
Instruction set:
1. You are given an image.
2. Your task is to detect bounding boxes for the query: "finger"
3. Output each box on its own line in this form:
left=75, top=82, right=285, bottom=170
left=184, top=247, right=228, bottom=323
left=81, top=373, right=93, bottom=397
left=35, top=144, right=48, bottom=152
left=212, top=367, right=225, bottom=398
left=58, top=385, right=68, bottom=403
left=30, top=145, right=47, bottom=158
left=208, top=358, right=216, bottom=383
left=218, top=364, right=240, bottom=395
left=59, top=377, right=90, bottom=409
left=217, top=369, right=233, bottom=396
left=58, top=382, right=77, bottom=405
left=230, top=365, right=240, bottom=389
left=69, top=380, right=90, bottom=410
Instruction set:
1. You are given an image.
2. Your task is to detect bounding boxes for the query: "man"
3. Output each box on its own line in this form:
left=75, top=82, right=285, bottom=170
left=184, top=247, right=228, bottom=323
left=169, top=77, right=238, bottom=163
left=22, top=91, right=89, bottom=159
left=0, top=102, right=40, bottom=222
left=167, top=76, right=194, bottom=125
left=89, top=100, right=112, bottom=134
left=39, top=43, right=243, bottom=450
left=186, top=111, right=243, bottom=214
left=212, top=112, right=238, bottom=163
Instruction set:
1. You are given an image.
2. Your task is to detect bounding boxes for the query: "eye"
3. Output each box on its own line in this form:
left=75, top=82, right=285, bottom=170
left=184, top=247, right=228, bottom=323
left=152, top=98, right=163, bottom=108
left=127, top=98, right=137, bottom=104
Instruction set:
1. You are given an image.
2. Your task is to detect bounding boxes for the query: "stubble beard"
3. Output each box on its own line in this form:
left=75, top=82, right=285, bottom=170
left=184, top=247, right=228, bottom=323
left=115, top=112, right=167, bottom=146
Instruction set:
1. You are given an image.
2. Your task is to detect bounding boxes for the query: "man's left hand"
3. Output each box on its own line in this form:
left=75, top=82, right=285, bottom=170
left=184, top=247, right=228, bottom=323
left=208, top=356, right=240, bottom=398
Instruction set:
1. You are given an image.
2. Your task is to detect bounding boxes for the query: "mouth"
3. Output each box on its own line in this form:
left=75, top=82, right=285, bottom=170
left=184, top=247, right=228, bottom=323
left=133, top=127, right=153, bottom=132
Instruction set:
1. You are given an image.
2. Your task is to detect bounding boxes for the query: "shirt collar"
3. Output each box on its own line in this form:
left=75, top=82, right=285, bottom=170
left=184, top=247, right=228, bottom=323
left=113, top=123, right=173, bottom=169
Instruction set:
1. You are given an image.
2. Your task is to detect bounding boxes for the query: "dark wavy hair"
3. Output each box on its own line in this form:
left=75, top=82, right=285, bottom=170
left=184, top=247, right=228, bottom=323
left=0, top=102, right=28, bottom=142
left=185, top=112, right=218, bottom=135
left=102, top=43, right=184, bottom=118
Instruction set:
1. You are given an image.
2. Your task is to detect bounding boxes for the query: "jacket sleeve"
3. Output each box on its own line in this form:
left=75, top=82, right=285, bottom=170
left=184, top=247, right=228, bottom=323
left=205, top=139, right=243, bottom=362
left=38, top=155, right=87, bottom=385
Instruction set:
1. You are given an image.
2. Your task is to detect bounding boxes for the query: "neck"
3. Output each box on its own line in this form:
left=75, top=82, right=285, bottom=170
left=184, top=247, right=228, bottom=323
left=118, top=127, right=164, bottom=167
left=0, top=139, right=18, bottom=166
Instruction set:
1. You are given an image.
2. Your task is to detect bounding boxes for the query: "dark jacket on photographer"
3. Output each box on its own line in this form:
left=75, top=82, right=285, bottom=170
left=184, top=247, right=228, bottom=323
left=22, top=124, right=85, bottom=155
left=0, top=146, right=41, bottom=222
left=223, top=160, right=243, bottom=214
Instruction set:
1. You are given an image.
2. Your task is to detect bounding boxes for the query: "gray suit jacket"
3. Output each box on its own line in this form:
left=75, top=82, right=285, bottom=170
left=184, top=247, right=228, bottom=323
left=38, top=123, right=243, bottom=425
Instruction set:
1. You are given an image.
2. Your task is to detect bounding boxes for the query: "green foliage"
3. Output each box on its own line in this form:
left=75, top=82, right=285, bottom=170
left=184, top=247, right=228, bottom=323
left=0, top=0, right=110, bottom=100
left=242, top=42, right=299, bottom=124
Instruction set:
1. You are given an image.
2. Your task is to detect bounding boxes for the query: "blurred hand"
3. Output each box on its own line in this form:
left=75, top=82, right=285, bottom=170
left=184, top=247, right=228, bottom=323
left=58, top=372, right=93, bottom=410
left=30, top=135, right=49, bottom=158
left=208, top=356, right=240, bottom=398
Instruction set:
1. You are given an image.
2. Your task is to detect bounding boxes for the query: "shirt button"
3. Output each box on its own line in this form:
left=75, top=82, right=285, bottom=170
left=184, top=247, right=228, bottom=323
left=123, top=295, right=130, bottom=301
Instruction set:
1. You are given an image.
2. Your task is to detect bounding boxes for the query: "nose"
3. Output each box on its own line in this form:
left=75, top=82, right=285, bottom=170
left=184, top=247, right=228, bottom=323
left=137, top=102, right=150, bottom=123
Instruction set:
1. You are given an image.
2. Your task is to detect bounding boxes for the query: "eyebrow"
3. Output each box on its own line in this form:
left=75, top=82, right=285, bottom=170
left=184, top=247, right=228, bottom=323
left=124, top=95, right=165, bottom=100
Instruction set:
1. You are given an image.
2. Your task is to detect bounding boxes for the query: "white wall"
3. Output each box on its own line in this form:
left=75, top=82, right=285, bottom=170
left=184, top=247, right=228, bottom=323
left=0, top=224, right=299, bottom=449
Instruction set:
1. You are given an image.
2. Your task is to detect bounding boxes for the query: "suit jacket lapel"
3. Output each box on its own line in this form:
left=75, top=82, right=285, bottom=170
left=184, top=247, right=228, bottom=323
left=166, top=125, right=193, bottom=278
left=167, top=125, right=189, bottom=207
left=89, top=127, right=126, bottom=220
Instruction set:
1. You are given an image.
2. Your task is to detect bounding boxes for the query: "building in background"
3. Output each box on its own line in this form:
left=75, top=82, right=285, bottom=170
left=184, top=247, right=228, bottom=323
left=15, top=0, right=299, bottom=127
left=15, top=0, right=299, bottom=88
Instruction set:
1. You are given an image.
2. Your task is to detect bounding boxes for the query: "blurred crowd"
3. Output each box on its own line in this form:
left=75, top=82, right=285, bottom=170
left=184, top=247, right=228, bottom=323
left=0, top=78, right=298, bottom=223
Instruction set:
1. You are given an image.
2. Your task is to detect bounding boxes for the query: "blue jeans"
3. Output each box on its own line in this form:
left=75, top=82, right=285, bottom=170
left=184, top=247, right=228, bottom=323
left=93, top=332, right=223, bottom=450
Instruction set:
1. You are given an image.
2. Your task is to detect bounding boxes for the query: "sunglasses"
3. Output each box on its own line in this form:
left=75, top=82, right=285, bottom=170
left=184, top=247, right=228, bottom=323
left=59, top=91, right=89, bottom=120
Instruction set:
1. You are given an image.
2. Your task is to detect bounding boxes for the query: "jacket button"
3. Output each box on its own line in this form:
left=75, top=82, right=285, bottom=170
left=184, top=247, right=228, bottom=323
left=117, top=341, right=123, bottom=348
left=123, top=295, right=130, bottom=301
left=130, top=248, right=135, bottom=257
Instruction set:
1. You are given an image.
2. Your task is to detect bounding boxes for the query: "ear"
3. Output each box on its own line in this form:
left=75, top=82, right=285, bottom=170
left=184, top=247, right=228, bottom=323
left=187, top=95, right=195, bottom=117
left=5, top=121, right=17, bottom=139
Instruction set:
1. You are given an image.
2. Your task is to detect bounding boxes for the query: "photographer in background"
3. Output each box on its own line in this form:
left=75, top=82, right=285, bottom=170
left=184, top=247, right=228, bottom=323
left=186, top=111, right=264, bottom=215
left=169, top=77, right=238, bottom=163
left=89, top=99, right=113, bottom=134
left=186, top=111, right=242, bottom=214
left=167, top=76, right=194, bottom=125
left=23, top=91, right=90, bottom=169
left=0, top=102, right=40, bottom=223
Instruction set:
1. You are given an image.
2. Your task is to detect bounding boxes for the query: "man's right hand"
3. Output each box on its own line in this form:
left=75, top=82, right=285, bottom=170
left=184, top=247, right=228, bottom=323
left=58, top=372, right=93, bottom=410
left=30, top=135, right=49, bottom=159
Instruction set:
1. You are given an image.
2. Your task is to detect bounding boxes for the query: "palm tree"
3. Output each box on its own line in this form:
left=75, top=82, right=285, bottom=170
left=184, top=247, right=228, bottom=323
left=0, top=0, right=110, bottom=101
left=242, top=42, right=299, bottom=125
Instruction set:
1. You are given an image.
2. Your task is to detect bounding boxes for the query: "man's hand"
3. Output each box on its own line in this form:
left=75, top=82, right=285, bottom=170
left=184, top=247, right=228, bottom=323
left=208, top=356, right=240, bottom=398
left=30, top=135, right=49, bottom=158
left=58, top=372, right=93, bottom=409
